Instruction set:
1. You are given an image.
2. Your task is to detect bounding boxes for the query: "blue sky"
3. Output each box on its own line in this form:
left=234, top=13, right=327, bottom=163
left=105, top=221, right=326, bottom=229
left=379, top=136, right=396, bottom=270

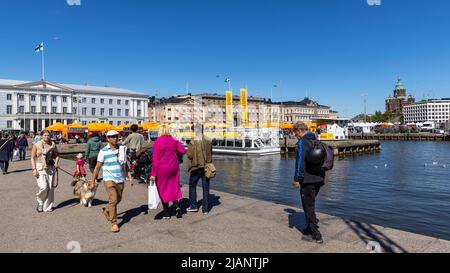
left=1, top=0, right=450, bottom=117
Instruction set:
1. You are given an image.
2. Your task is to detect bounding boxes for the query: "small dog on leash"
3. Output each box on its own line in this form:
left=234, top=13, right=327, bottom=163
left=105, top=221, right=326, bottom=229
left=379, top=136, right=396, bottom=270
left=71, top=176, right=98, bottom=208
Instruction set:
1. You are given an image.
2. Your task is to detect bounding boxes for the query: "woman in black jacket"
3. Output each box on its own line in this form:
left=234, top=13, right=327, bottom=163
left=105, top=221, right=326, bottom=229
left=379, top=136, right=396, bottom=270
left=0, top=133, right=14, bottom=175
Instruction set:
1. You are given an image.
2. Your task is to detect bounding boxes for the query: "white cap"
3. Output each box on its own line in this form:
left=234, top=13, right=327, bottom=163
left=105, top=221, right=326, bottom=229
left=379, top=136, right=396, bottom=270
left=106, top=130, right=120, bottom=137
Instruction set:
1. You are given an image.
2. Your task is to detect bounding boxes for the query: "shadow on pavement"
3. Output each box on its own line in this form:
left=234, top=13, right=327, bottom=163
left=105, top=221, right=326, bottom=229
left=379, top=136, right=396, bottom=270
left=285, top=208, right=307, bottom=234
left=55, top=198, right=108, bottom=209
left=344, top=219, right=408, bottom=253
left=118, top=205, right=149, bottom=228
left=8, top=168, right=32, bottom=174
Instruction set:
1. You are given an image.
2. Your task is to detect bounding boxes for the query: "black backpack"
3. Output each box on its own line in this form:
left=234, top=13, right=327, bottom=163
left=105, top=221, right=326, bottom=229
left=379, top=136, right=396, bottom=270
left=309, top=140, right=334, bottom=171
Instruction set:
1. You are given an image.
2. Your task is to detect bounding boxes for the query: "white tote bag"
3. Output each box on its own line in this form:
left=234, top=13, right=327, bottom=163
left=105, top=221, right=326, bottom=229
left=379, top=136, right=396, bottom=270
left=13, top=149, right=19, bottom=161
left=148, top=182, right=161, bottom=210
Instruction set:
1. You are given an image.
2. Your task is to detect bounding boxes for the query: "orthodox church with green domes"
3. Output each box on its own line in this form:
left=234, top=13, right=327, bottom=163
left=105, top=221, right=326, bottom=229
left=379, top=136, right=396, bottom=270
left=385, top=77, right=415, bottom=114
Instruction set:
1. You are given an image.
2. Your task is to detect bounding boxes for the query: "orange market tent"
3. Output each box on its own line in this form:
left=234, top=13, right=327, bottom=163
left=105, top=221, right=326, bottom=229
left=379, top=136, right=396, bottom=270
left=280, top=123, right=293, bottom=130
left=46, top=122, right=66, bottom=132
left=114, top=124, right=131, bottom=132
left=143, top=122, right=159, bottom=131
left=87, top=122, right=114, bottom=134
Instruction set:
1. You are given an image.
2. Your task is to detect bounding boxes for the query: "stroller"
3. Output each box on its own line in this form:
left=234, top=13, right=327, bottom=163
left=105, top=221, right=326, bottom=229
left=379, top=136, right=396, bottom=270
left=131, top=145, right=153, bottom=185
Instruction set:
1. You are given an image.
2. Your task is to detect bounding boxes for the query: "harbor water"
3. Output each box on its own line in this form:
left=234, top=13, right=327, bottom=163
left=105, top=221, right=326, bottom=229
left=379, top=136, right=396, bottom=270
left=179, top=141, right=450, bottom=240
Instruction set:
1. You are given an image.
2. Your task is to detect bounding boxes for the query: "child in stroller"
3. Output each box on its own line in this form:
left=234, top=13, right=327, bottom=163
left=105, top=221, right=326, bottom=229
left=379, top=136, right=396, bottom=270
left=133, top=143, right=153, bottom=184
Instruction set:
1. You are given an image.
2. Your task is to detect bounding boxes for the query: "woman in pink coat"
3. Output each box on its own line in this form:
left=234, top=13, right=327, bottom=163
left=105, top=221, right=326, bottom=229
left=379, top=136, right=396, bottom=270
left=150, top=125, right=186, bottom=219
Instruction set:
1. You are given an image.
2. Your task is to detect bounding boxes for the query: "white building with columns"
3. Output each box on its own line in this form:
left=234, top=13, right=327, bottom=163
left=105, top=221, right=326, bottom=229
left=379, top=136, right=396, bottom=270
left=0, top=79, right=149, bottom=132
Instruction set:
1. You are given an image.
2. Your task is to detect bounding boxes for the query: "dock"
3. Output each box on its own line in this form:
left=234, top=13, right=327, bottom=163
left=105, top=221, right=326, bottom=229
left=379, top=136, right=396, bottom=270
left=349, top=133, right=450, bottom=141
left=280, top=137, right=381, bottom=156
left=1, top=158, right=449, bottom=253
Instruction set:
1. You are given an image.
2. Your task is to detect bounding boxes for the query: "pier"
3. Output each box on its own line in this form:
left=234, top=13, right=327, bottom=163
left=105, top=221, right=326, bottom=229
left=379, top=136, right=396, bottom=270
left=280, top=137, right=381, bottom=156
left=1, top=158, right=449, bottom=253
left=349, top=133, right=450, bottom=141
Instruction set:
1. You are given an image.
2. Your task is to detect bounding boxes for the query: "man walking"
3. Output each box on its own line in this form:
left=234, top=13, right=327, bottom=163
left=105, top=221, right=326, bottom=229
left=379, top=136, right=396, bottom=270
left=16, top=133, right=28, bottom=161
left=292, top=122, right=326, bottom=244
left=186, top=125, right=213, bottom=214
left=123, top=124, right=145, bottom=157
left=90, top=130, right=133, bottom=233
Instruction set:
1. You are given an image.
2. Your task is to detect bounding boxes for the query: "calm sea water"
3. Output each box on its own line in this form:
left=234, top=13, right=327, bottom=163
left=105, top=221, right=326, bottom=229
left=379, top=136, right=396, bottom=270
left=179, top=141, right=450, bottom=240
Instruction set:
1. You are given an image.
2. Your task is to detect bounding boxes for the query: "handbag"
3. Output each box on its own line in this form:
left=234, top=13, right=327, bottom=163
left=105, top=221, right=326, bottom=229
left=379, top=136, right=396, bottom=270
left=202, top=140, right=216, bottom=179
left=148, top=182, right=161, bottom=210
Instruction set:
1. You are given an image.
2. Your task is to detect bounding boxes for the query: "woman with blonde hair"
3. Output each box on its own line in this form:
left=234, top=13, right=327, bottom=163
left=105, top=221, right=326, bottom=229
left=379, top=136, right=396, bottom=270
left=31, top=130, right=60, bottom=213
left=150, top=124, right=186, bottom=219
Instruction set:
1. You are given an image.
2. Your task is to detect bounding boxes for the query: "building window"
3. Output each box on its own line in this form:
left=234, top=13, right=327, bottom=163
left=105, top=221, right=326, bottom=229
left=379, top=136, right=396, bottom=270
left=52, top=107, right=57, bottom=113
left=19, top=106, right=24, bottom=113
left=109, top=121, right=114, bottom=125
left=101, top=99, right=104, bottom=104
left=125, top=100, right=129, bottom=106
left=73, top=97, right=77, bottom=103
left=6, top=94, right=12, bottom=101
left=19, top=94, right=24, bottom=101
left=63, top=107, right=68, bottom=114
left=73, top=107, right=77, bottom=113
left=109, top=109, right=113, bottom=116
left=117, top=100, right=121, bottom=105
left=117, top=121, right=121, bottom=126
left=82, top=108, right=87, bottom=115
left=109, top=99, right=113, bottom=105
left=7, top=121, right=12, bottom=128
left=42, top=106, right=47, bottom=113
left=92, top=98, right=96, bottom=104
left=31, top=106, right=36, bottom=113
left=52, top=96, right=57, bottom=102
left=137, top=110, right=142, bottom=117
left=6, top=105, right=12, bottom=114
left=63, top=97, right=67, bottom=103
left=41, top=95, right=47, bottom=102
left=82, top=98, right=87, bottom=103
left=117, top=109, right=121, bottom=116
left=100, top=108, right=105, bottom=116
left=125, top=109, right=129, bottom=117
left=92, top=108, right=96, bottom=116
left=30, top=95, right=36, bottom=102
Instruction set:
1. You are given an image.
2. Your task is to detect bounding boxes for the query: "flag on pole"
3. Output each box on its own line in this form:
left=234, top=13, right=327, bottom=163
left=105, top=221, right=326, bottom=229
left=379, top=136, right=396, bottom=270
left=35, top=43, right=44, bottom=53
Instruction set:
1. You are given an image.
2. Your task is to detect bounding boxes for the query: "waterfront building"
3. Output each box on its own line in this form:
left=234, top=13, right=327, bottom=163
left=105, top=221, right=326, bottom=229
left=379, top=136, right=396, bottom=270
left=148, top=93, right=335, bottom=126
left=273, top=97, right=333, bottom=123
left=0, top=79, right=149, bottom=131
left=385, top=77, right=415, bottom=114
left=148, top=93, right=280, bottom=127
left=403, top=98, right=450, bottom=125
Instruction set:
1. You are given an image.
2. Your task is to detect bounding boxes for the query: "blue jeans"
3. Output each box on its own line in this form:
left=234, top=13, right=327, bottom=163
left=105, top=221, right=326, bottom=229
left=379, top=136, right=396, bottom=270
left=189, top=169, right=210, bottom=212
left=19, top=147, right=26, bottom=160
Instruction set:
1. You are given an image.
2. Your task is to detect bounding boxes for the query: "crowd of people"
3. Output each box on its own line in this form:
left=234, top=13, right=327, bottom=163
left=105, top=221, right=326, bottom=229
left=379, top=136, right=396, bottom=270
left=2, top=121, right=330, bottom=244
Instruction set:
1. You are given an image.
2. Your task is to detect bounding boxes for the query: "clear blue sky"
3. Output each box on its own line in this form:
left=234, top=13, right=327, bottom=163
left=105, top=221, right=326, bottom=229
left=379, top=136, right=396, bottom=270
left=1, top=0, right=450, bottom=117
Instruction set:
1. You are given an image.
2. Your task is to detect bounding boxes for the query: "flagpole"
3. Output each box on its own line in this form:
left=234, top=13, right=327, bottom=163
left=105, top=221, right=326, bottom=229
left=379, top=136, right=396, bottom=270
left=41, top=44, right=45, bottom=81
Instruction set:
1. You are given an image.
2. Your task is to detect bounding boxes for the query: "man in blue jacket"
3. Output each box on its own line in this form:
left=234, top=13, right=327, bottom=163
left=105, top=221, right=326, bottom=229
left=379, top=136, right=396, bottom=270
left=293, top=122, right=325, bottom=244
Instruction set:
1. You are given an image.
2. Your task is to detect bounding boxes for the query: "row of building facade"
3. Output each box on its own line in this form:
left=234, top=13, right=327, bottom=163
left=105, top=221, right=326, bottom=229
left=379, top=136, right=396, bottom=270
left=384, top=77, right=450, bottom=125
left=0, top=78, right=338, bottom=132
left=0, top=79, right=149, bottom=131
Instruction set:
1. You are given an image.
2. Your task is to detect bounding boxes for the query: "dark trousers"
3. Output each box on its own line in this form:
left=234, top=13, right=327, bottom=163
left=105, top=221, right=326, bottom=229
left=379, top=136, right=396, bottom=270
left=300, top=184, right=322, bottom=239
left=0, top=161, right=9, bottom=172
left=19, top=147, right=26, bottom=160
left=189, top=169, right=210, bottom=212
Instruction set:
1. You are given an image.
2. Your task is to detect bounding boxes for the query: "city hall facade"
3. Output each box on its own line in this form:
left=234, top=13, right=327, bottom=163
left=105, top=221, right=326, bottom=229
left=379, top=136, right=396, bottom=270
left=0, top=79, right=149, bottom=132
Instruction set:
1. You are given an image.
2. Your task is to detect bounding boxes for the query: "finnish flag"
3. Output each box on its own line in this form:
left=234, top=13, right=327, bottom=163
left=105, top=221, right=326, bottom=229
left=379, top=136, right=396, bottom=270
left=35, top=43, right=44, bottom=53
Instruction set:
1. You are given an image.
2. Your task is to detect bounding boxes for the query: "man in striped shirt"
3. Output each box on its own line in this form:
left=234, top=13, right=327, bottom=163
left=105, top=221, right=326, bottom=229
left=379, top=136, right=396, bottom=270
left=90, top=130, right=133, bottom=233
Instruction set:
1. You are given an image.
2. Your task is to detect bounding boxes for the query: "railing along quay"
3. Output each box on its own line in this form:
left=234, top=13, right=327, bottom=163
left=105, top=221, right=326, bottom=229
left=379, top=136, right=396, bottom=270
left=280, top=137, right=381, bottom=156
left=349, top=133, right=450, bottom=141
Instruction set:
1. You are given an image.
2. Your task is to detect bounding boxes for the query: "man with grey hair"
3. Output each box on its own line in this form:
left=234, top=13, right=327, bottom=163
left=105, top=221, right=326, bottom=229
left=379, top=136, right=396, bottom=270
left=293, top=121, right=326, bottom=244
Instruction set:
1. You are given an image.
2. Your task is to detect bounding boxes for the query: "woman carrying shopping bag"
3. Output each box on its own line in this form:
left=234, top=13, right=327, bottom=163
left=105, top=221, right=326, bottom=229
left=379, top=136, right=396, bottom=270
left=150, top=125, right=186, bottom=219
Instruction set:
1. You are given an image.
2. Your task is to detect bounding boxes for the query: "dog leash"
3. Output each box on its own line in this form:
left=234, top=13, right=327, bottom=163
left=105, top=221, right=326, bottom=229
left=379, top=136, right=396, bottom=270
left=57, top=166, right=73, bottom=177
